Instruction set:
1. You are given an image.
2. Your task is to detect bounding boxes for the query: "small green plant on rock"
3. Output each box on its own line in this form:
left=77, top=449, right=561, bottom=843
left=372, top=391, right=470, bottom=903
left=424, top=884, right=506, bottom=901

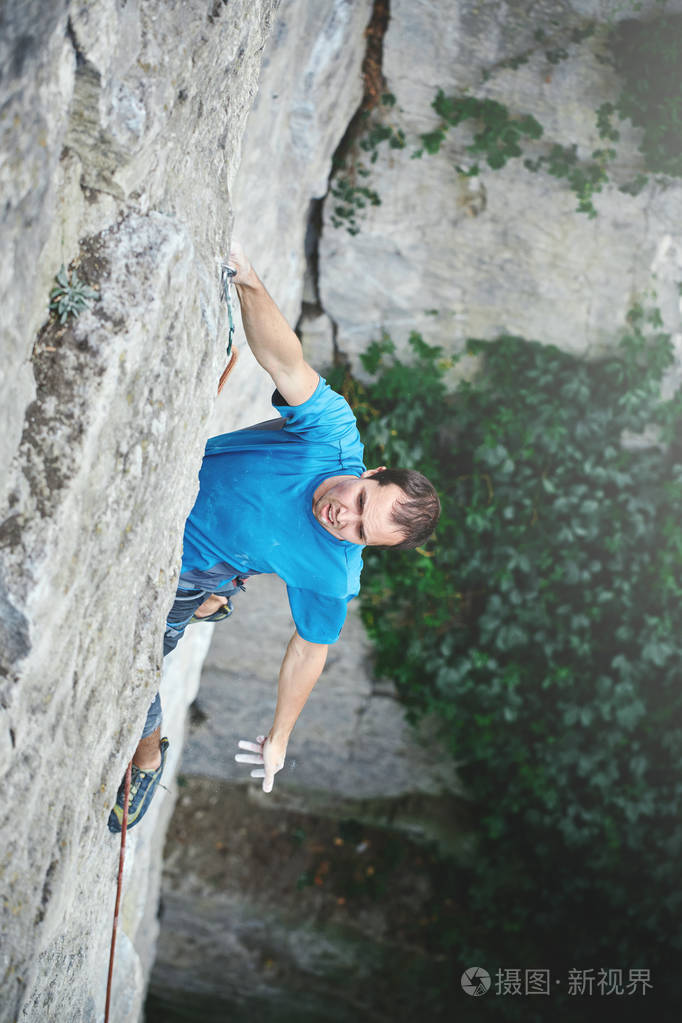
left=49, top=264, right=100, bottom=324
left=524, top=142, right=617, bottom=218
left=330, top=174, right=382, bottom=237
left=330, top=93, right=406, bottom=235
left=413, top=92, right=543, bottom=171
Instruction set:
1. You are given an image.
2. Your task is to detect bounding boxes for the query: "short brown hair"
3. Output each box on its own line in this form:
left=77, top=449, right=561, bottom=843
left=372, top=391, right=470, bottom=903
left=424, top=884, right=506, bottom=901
left=372, top=468, right=440, bottom=550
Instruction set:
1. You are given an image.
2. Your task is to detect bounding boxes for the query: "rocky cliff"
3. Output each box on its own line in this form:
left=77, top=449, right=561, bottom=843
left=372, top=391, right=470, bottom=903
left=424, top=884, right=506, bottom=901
left=0, top=2, right=279, bottom=1020
left=306, top=0, right=682, bottom=375
left=2, top=0, right=682, bottom=1020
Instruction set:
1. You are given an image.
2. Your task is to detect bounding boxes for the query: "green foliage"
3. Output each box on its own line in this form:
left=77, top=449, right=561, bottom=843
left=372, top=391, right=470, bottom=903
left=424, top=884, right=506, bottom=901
left=331, top=93, right=405, bottom=235
left=327, top=314, right=682, bottom=1008
left=415, top=88, right=614, bottom=217
left=413, top=92, right=543, bottom=171
left=545, top=45, right=570, bottom=65
left=358, top=121, right=406, bottom=160
left=330, top=175, right=381, bottom=236
left=419, top=11, right=682, bottom=221
left=610, top=13, right=682, bottom=177
left=596, top=101, right=621, bottom=144
left=524, top=143, right=616, bottom=218
left=49, top=264, right=100, bottom=324
left=488, top=53, right=530, bottom=78
left=618, top=172, right=649, bottom=196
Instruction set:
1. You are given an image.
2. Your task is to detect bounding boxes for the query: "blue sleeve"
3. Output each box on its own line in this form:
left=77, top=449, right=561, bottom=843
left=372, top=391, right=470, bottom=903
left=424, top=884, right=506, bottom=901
left=273, top=377, right=362, bottom=449
left=286, top=585, right=355, bottom=644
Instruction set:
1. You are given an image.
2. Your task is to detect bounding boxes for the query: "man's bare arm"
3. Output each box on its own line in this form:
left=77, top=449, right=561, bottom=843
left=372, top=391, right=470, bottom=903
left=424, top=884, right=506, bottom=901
left=236, top=630, right=328, bottom=792
left=229, top=242, right=319, bottom=407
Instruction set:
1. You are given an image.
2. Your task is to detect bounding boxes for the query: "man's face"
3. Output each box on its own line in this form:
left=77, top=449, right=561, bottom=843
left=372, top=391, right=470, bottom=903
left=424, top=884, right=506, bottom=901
left=312, top=469, right=405, bottom=547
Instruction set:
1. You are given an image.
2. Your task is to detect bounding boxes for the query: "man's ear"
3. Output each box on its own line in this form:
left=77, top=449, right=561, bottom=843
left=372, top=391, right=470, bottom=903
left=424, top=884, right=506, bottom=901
left=362, top=466, right=386, bottom=478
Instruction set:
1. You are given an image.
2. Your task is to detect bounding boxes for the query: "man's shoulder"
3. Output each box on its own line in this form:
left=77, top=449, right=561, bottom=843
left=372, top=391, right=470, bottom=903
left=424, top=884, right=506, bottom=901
left=299, top=534, right=363, bottom=599
left=273, top=378, right=361, bottom=449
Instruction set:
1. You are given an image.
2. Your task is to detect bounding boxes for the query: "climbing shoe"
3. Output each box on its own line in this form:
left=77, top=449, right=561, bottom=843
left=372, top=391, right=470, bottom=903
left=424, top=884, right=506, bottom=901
left=107, top=737, right=169, bottom=834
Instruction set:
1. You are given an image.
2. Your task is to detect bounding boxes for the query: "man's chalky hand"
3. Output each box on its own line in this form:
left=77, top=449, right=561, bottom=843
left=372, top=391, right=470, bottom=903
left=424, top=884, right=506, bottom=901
left=235, top=734, right=286, bottom=794
left=227, top=240, right=253, bottom=287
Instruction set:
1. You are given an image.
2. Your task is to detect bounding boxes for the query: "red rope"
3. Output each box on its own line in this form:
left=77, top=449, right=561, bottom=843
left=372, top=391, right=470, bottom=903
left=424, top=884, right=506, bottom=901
left=217, top=348, right=238, bottom=394
left=104, top=759, right=132, bottom=1023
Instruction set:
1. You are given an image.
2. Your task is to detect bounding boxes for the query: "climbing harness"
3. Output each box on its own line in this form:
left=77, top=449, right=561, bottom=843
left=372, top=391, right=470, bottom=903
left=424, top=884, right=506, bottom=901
left=218, top=263, right=238, bottom=394
left=104, top=759, right=132, bottom=1023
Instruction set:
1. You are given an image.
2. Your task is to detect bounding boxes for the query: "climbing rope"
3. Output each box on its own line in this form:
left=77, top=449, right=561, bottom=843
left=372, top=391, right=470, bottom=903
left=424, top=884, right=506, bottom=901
left=218, top=263, right=238, bottom=394
left=103, top=261, right=236, bottom=1020
left=104, top=760, right=132, bottom=1023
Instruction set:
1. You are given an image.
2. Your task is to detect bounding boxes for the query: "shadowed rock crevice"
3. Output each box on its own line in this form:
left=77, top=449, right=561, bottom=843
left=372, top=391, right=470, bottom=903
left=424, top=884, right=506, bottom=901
left=296, top=0, right=392, bottom=369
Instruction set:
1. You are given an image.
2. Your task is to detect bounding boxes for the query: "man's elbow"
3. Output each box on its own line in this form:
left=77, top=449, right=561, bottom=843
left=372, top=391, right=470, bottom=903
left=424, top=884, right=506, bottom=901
left=292, top=631, right=329, bottom=660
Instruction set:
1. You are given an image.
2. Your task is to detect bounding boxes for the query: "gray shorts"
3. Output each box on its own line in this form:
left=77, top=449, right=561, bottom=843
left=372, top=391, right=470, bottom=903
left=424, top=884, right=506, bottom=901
left=141, top=579, right=243, bottom=738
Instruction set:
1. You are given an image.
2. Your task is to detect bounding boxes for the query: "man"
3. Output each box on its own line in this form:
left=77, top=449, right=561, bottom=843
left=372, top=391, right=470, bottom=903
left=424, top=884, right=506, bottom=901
left=108, top=243, right=440, bottom=832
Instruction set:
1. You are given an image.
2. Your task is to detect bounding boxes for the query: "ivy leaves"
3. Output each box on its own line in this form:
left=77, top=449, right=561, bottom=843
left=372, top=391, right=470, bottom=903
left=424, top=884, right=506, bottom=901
left=327, top=312, right=682, bottom=979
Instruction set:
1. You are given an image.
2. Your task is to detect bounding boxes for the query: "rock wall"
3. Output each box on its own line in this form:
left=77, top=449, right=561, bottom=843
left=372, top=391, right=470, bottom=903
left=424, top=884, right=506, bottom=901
left=148, top=575, right=467, bottom=1022
left=0, top=0, right=385, bottom=1019
left=0, top=2, right=278, bottom=1020
left=300, top=0, right=682, bottom=377
left=213, top=0, right=374, bottom=433
left=4, top=0, right=682, bottom=1020
left=179, top=575, right=462, bottom=832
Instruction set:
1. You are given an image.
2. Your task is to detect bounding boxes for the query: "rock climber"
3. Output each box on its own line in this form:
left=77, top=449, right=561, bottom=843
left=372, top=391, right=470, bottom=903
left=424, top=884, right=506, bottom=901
left=108, top=241, right=440, bottom=832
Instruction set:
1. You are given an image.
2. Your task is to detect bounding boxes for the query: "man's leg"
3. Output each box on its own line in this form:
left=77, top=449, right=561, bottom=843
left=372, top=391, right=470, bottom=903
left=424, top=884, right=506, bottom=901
left=131, top=688, right=165, bottom=770
left=163, top=587, right=212, bottom=655
left=110, top=586, right=238, bottom=831
left=133, top=727, right=162, bottom=770
left=135, top=588, right=231, bottom=761
left=109, top=590, right=207, bottom=833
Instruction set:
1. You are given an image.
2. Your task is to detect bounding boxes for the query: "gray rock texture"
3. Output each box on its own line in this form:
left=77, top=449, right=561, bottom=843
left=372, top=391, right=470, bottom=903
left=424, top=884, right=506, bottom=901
left=5, top=0, right=682, bottom=1019
left=0, top=1, right=399, bottom=1019
left=211, top=0, right=374, bottom=435
left=0, top=0, right=73, bottom=498
left=148, top=775, right=470, bottom=1023
left=232, top=0, right=372, bottom=320
left=311, top=0, right=682, bottom=378
left=0, top=2, right=278, bottom=1020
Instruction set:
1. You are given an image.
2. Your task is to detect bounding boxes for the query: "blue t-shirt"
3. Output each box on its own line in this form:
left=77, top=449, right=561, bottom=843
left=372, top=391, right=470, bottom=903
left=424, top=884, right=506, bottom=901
left=180, top=377, right=366, bottom=643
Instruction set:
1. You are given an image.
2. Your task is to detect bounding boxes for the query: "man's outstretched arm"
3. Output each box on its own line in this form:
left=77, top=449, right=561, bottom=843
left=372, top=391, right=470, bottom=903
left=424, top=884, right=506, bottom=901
left=236, top=631, right=328, bottom=793
left=229, top=242, right=319, bottom=407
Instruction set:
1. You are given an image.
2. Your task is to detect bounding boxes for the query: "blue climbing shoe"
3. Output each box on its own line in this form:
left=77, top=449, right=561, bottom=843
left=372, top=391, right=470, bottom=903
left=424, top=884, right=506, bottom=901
left=107, top=737, right=169, bottom=834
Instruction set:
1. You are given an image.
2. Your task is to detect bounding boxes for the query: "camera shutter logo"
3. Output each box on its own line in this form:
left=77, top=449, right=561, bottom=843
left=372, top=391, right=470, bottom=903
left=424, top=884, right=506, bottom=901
left=461, top=967, right=491, bottom=996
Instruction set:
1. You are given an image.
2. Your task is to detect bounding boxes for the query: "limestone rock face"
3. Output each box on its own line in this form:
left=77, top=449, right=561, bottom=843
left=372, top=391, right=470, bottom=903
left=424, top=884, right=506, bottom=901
left=315, top=0, right=682, bottom=376
left=0, top=0, right=274, bottom=505
left=232, top=0, right=372, bottom=320
left=8, top=0, right=682, bottom=1019
left=0, top=1, right=392, bottom=1019
left=0, top=2, right=277, bottom=1020
left=0, top=0, right=74, bottom=497
left=219, top=0, right=374, bottom=434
